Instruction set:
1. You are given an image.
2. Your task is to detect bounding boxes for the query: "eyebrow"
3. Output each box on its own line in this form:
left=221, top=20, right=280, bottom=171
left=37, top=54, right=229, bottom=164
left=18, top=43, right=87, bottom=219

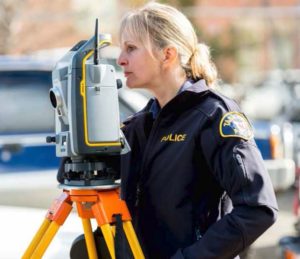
left=123, top=41, right=135, bottom=45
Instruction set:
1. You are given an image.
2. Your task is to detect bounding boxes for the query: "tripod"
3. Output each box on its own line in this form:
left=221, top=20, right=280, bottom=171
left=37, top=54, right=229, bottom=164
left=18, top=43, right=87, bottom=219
left=22, top=185, right=144, bottom=259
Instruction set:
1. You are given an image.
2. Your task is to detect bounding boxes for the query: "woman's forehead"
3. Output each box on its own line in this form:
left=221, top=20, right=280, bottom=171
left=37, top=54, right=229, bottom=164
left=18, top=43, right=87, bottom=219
left=120, top=32, right=142, bottom=46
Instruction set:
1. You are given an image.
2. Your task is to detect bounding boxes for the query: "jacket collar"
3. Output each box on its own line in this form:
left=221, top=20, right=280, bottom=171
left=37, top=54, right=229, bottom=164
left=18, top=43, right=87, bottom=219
left=185, top=79, right=209, bottom=94
left=151, top=79, right=210, bottom=115
left=131, top=79, right=210, bottom=121
left=148, top=79, right=209, bottom=119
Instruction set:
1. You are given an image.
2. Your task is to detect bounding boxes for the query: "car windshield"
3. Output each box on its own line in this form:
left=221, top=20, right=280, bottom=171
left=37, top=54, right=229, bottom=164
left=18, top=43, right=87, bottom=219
left=0, top=71, right=55, bottom=134
left=0, top=69, right=140, bottom=135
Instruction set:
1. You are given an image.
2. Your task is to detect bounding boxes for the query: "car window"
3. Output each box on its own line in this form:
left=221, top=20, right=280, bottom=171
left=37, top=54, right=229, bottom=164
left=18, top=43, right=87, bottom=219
left=0, top=71, right=54, bottom=134
left=0, top=69, right=141, bottom=136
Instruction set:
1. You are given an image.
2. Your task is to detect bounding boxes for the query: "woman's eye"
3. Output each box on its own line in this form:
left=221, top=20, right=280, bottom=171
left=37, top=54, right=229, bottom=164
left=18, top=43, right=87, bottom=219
left=127, top=46, right=136, bottom=52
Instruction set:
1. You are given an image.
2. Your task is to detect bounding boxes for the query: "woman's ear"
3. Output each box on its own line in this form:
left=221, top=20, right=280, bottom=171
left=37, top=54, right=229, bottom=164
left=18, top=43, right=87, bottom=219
left=162, top=46, right=178, bottom=67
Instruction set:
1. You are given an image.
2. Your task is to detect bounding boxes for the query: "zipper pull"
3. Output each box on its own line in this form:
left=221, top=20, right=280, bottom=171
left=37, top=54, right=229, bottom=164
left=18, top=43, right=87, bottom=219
left=135, top=184, right=141, bottom=207
left=195, top=227, right=202, bottom=241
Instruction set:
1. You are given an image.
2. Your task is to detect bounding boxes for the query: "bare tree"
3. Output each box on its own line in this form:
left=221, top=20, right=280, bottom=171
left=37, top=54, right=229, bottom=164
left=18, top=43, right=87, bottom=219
left=0, top=0, right=24, bottom=54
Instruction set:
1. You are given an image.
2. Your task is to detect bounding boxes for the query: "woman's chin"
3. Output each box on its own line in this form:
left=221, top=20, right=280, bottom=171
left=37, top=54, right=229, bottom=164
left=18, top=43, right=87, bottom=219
left=126, top=81, right=142, bottom=89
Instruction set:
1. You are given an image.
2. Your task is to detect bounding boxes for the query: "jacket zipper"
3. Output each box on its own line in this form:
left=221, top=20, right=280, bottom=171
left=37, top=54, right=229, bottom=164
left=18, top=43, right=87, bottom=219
left=195, top=227, right=202, bottom=241
left=135, top=110, right=164, bottom=206
left=234, top=153, right=248, bottom=187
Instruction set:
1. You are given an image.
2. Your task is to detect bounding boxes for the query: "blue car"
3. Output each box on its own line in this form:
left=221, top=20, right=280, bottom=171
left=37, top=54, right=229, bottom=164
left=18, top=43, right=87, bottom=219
left=253, top=120, right=295, bottom=191
left=240, top=78, right=296, bottom=191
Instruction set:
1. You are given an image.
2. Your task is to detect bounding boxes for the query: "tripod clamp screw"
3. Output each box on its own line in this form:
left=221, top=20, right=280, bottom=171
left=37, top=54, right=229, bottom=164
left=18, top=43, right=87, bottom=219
left=46, top=136, right=56, bottom=143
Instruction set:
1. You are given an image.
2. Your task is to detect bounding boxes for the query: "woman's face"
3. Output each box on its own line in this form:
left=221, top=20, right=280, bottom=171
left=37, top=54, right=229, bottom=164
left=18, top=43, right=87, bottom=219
left=117, top=34, right=162, bottom=89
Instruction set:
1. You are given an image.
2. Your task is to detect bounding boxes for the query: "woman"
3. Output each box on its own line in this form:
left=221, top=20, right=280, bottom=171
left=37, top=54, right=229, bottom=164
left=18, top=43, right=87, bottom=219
left=117, top=2, right=278, bottom=259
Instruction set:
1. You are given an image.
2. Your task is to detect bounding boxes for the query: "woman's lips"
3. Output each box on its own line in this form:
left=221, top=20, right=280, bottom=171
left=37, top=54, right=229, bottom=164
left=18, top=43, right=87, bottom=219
left=124, top=72, right=132, bottom=77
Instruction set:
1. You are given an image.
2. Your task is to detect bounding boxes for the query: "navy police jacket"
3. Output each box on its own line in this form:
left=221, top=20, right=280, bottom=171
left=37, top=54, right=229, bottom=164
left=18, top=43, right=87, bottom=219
left=121, top=79, right=278, bottom=259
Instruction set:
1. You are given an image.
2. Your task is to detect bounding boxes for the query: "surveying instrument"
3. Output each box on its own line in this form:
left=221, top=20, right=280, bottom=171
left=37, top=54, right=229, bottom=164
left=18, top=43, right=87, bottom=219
left=22, top=20, right=144, bottom=259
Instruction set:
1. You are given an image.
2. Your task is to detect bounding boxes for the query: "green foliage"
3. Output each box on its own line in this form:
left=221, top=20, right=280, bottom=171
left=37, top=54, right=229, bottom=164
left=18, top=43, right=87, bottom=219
left=159, top=0, right=196, bottom=7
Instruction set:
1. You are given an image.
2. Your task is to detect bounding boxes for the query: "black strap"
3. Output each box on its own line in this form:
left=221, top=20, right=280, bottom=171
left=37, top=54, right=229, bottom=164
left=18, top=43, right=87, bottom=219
left=114, top=214, right=134, bottom=259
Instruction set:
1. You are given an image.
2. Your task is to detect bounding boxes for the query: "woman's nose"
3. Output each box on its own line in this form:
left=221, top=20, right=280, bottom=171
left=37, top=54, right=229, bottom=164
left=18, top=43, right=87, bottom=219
left=117, top=53, right=128, bottom=66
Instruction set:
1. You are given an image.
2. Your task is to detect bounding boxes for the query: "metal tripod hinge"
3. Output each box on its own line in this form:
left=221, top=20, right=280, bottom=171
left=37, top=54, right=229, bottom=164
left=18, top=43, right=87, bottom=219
left=22, top=188, right=144, bottom=259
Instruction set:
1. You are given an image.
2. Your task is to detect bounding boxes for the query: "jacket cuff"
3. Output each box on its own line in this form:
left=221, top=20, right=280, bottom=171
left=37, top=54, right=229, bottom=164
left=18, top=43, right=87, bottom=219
left=171, top=249, right=185, bottom=259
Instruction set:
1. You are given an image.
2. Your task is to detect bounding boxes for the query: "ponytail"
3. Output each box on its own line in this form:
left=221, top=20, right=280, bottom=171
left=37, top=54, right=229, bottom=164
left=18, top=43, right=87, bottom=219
left=186, top=43, right=218, bottom=87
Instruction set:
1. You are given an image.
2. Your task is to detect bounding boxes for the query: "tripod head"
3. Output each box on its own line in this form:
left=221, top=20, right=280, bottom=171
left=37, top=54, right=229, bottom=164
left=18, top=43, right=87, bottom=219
left=47, top=19, right=129, bottom=187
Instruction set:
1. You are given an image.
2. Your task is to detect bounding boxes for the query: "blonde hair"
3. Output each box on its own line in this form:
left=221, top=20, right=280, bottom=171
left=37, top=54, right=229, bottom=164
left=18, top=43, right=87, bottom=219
left=119, top=2, right=218, bottom=86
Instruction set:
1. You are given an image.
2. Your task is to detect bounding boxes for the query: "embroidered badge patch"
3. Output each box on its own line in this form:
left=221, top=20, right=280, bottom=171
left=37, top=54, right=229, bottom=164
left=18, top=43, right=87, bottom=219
left=219, top=112, right=253, bottom=140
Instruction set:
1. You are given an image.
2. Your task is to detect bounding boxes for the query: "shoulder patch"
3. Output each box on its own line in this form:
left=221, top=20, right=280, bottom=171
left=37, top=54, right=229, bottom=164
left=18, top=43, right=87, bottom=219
left=219, top=112, right=253, bottom=140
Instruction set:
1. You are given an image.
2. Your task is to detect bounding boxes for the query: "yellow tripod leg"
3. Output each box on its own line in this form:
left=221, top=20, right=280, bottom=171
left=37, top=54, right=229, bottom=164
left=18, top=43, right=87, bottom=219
left=82, top=218, right=98, bottom=259
left=30, top=221, right=60, bottom=258
left=123, top=221, right=145, bottom=259
left=22, top=218, right=51, bottom=259
left=101, top=224, right=115, bottom=259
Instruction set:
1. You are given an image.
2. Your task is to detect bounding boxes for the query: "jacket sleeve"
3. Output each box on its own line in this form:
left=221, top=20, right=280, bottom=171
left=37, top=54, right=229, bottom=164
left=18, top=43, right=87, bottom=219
left=173, top=108, right=278, bottom=259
